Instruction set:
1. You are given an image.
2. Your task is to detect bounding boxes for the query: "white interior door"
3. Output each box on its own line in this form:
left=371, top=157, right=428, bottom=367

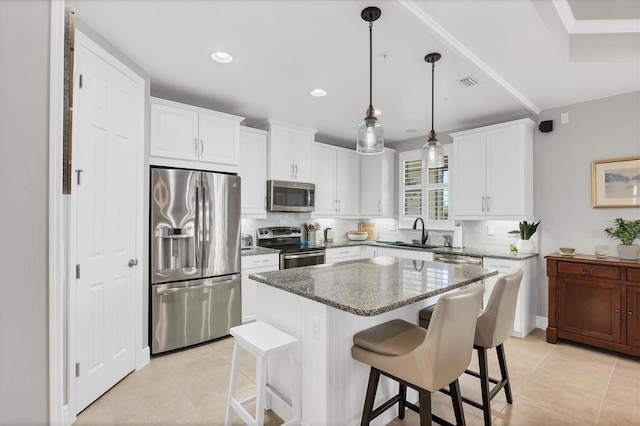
left=73, top=36, right=139, bottom=413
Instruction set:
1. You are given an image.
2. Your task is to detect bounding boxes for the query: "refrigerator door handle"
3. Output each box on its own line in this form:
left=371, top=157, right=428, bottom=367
left=200, top=183, right=206, bottom=270
left=194, top=183, right=200, bottom=268
left=156, top=278, right=237, bottom=295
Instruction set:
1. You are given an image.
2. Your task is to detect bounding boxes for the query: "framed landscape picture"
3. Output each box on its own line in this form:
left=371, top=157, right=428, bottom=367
left=592, top=157, right=640, bottom=208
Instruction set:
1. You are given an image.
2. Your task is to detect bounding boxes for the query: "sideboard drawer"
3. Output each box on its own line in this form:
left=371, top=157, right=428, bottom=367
left=557, top=262, right=620, bottom=280
left=627, top=268, right=640, bottom=282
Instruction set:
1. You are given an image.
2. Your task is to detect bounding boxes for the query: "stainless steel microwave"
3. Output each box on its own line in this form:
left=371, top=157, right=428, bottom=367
left=267, top=180, right=315, bottom=212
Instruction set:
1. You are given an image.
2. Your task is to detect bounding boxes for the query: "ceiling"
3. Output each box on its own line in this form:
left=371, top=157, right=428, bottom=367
left=68, top=0, right=639, bottom=149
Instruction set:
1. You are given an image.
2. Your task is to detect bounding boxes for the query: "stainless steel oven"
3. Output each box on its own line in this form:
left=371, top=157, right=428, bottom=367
left=280, top=250, right=326, bottom=269
left=267, top=180, right=315, bottom=212
left=256, top=226, right=325, bottom=269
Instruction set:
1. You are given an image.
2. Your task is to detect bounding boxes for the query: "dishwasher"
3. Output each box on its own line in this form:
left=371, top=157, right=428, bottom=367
left=433, top=253, right=485, bottom=303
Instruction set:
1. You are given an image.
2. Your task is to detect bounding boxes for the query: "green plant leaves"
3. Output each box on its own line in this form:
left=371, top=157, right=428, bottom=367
left=604, top=218, right=640, bottom=245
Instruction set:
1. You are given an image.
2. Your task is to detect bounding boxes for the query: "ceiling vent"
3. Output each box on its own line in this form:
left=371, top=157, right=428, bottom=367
left=460, top=77, right=478, bottom=87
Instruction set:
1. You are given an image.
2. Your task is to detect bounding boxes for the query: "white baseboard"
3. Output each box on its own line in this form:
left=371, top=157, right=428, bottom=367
left=137, top=346, right=150, bottom=370
left=536, top=316, right=548, bottom=330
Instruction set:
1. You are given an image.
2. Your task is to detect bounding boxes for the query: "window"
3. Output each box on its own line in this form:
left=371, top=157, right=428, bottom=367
left=398, top=146, right=452, bottom=230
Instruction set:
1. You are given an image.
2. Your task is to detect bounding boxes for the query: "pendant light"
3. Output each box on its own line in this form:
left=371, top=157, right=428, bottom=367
left=356, top=6, right=384, bottom=155
left=422, top=52, right=444, bottom=168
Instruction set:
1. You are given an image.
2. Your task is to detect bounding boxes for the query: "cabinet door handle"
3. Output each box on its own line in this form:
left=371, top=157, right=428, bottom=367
left=295, top=164, right=298, bottom=178
left=291, top=164, right=295, bottom=178
left=338, top=199, right=341, bottom=212
left=485, top=195, right=490, bottom=212
left=378, top=199, right=381, bottom=213
left=615, top=308, right=620, bottom=313
left=200, top=138, right=204, bottom=155
left=578, top=267, right=595, bottom=275
left=629, top=311, right=634, bottom=315
left=194, top=137, right=198, bottom=156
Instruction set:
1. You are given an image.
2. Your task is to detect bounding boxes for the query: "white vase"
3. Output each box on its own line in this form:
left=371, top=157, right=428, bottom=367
left=517, top=239, right=535, bottom=254
left=617, top=244, right=640, bottom=260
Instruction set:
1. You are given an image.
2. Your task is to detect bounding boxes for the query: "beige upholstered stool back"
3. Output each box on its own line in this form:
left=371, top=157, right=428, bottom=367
left=424, top=283, right=484, bottom=390
left=475, top=269, right=523, bottom=349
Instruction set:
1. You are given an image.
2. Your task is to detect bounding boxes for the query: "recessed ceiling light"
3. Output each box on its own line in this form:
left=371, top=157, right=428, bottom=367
left=310, top=89, right=327, bottom=97
left=211, top=51, right=233, bottom=64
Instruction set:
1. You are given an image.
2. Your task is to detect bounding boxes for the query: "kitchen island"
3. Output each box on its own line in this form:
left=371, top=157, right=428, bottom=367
left=250, top=256, right=497, bottom=425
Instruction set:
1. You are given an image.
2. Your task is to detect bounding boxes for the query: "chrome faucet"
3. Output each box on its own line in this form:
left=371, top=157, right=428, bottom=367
left=412, top=217, right=428, bottom=245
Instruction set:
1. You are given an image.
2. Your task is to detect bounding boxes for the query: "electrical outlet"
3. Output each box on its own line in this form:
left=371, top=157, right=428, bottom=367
left=388, top=222, right=396, bottom=231
left=487, top=225, right=495, bottom=236
left=561, top=112, right=569, bottom=124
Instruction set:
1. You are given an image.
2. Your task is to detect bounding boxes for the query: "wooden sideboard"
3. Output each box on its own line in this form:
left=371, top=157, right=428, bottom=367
left=546, top=253, right=640, bottom=356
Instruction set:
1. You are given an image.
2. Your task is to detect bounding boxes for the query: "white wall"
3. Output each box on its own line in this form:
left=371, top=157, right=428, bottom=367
left=0, top=0, right=50, bottom=422
left=534, top=91, right=640, bottom=316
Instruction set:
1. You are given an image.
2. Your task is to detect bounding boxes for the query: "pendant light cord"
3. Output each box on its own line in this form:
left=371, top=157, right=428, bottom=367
left=369, top=21, right=373, bottom=108
left=430, top=61, right=435, bottom=136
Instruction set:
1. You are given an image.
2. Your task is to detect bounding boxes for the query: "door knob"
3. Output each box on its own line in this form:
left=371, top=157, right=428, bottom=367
left=128, top=259, right=138, bottom=268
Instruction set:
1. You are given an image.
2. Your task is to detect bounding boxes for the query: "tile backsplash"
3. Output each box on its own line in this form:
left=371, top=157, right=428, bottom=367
left=242, top=215, right=533, bottom=252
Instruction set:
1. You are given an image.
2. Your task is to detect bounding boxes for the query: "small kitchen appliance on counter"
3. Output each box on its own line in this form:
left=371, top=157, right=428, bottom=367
left=241, top=234, right=254, bottom=250
left=256, top=226, right=325, bottom=269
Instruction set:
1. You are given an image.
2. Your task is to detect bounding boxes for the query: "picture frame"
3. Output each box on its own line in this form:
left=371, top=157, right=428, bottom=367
left=592, top=157, right=640, bottom=208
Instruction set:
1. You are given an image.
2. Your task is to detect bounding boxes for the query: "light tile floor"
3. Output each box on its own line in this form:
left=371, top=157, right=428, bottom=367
left=75, top=329, right=640, bottom=425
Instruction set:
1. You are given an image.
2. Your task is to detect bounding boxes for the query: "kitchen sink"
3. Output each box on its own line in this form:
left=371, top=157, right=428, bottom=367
left=379, top=241, right=441, bottom=249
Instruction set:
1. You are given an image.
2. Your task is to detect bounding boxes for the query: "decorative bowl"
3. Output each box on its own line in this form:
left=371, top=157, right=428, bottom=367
left=347, top=231, right=368, bottom=241
left=558, top=247, right=576, bottom=255
left=593, top=244, right=610, bottom=258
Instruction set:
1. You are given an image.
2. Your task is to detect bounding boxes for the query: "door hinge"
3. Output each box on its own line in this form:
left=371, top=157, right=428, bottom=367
left=75, top=169, right=84, bottom=186
left=76, top=264, right=80, bottom=279
left=79, top=74, right=83, bottom=89
left=76, top=362, right=80, bottom=377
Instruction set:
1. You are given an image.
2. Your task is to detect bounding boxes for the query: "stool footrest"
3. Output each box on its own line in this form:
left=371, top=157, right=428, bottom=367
left=266, top=383, right=292, bottom=408
left=230, top=398, right=258, bottom=425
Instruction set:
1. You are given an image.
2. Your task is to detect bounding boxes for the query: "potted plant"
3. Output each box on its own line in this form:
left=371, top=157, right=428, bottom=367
left=604, top=218, right=640, bottom=260
left=508, top=220, right=540, bottom=253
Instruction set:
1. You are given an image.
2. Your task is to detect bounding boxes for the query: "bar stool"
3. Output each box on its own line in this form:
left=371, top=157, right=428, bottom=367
left=225, top=321, right=300, bottom=426
left=420, top=269, right=523, bottom=426
left=351, top=283, right=483, bottom=426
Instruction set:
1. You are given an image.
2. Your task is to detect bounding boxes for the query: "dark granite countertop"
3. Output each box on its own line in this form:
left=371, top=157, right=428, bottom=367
left=250, top=256, right=497, bottom=316
left=240, top=247, right=280, bottom=256
left=240, top=240, right=538, bottom=260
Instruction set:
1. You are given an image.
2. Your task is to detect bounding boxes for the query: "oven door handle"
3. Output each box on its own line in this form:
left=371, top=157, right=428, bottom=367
left=282, top=251, right=325, bottom=260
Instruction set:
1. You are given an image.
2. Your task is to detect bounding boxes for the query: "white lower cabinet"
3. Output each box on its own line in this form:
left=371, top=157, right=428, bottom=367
left=326, top=246, right=362, bottom=263
left=361, top=246, right=378, bottom=258
left=241, top=253, right=279, bottom=323
left=482, top=257, right=536, bottom=338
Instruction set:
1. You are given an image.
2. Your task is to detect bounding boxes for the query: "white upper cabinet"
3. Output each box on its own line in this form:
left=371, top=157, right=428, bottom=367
left=360, top=148, right=395, bottom=217
left=266, top=119, right=315, bottom=182
left=239, top=127, right=268, bottom=218
left=150, top=97, right=244, bottom=173
left=312, top=142, right=360, bottom=217
left=452, top=118, right=535, bottom=220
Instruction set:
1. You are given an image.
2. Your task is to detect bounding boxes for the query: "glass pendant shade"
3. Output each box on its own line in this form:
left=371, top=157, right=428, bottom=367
left=357, top=116, right=384, bottom=154
left=423, top=139, right=444, bottom=169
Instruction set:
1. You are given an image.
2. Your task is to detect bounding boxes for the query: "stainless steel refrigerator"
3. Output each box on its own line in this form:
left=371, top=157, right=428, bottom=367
left=150, top=167, right=241, bottom=354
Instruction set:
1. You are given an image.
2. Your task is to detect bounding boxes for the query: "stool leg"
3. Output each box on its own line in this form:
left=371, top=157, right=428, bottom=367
left=288, top=346, right=301, bottom=424
left=256, top=354, right=268, bottom=426
left=418, top=389, right=432, bottom=426
left=477, top=347, right=491, bottom=426
left=398, top=383, right=407, bottom=420
left=361, top=368, right=380, bottom=426
left=496, top=344, right=513, bottom=404
left=225, top=341, right=241, bottom=426
left=449, top=379, right=466, bottom=426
